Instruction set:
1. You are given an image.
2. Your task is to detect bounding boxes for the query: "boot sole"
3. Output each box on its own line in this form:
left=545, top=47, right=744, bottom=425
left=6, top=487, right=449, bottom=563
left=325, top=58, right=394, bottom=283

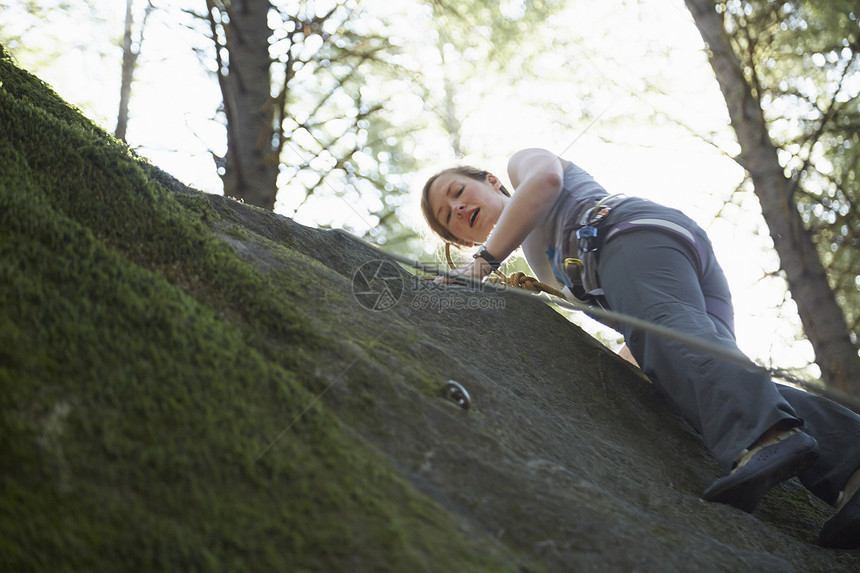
left=702, top=432, right=819, bottom=513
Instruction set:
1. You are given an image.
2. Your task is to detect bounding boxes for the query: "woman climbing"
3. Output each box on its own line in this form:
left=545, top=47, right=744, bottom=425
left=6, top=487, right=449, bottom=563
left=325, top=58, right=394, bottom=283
left=421, top=147, right=860, bottom=549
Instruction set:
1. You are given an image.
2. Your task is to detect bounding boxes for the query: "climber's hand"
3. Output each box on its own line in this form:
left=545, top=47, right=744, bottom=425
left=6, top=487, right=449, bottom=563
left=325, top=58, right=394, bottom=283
left=434, top=258, right=492, bottom=285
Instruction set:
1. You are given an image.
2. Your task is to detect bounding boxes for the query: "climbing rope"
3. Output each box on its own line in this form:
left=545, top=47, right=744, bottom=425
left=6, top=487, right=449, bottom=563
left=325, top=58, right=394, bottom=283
left=336, top=229, right=860, bottom=413
left=444, top=243, right=567, bottom=299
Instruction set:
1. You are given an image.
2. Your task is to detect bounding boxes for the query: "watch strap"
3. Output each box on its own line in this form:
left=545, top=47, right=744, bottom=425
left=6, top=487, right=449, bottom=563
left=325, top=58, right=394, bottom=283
left=473, top=246, right=502, bottom=270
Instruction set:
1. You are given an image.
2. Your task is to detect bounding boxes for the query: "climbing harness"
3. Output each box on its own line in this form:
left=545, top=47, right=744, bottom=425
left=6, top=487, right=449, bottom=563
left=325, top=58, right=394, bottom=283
left=603, top=213, right=737, bottom=335
left=552, top=195, right=736, bottom=334
left=576, top=194, right=625, bottom=253
left=553, top=193, right=628, bottom=302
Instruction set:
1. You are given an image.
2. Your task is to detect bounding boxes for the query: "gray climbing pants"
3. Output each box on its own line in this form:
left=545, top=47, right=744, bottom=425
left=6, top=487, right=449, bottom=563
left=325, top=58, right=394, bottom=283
left=598, top=225, right=860, bottom=503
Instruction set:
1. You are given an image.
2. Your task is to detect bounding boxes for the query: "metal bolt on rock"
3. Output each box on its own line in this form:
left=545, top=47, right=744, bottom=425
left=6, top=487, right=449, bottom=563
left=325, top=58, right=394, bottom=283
left=442, top=380, right=471, bottom=410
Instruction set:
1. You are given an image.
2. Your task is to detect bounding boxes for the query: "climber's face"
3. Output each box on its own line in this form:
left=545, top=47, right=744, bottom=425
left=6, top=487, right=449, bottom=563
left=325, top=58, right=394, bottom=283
left=426, top=172, right=508, bottom=246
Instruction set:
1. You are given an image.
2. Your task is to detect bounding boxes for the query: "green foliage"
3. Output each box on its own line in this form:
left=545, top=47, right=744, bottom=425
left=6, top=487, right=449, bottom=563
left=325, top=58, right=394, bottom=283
left=429, top=0, right=562, bottom=62
left=0, top=46, right=520, bottom=572
left=419, top=0, right=566, bottom=158
left=719, top=0, right=860, bottom=344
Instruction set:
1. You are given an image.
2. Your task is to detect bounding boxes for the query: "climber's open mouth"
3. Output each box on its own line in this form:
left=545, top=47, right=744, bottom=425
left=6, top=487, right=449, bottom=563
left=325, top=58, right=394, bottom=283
left=469, top=208, right=479, bottom=227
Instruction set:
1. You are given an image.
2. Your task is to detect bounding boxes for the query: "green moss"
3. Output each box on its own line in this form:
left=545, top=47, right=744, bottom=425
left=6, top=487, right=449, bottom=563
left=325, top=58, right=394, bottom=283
left=0, top=46, right=522, bottom=571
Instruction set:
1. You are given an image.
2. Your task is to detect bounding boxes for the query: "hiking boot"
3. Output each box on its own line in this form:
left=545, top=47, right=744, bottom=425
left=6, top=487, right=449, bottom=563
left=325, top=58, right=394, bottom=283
left=702, top=428, right=819, bottom=513
left=819, top=466, right=860, bottom=549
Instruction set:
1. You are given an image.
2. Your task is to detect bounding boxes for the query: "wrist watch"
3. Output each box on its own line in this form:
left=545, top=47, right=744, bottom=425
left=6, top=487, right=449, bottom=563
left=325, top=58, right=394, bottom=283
left=473, top=246, right=502, bottom=270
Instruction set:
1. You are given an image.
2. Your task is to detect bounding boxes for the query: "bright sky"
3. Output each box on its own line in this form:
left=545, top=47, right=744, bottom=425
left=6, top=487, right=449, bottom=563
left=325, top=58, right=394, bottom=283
left=0, top=0, right=817, bottom=375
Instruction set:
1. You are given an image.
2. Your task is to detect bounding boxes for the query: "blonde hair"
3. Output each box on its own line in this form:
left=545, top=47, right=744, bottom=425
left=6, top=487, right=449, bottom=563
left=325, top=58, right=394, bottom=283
left=421, top=166, right=510, bottom=248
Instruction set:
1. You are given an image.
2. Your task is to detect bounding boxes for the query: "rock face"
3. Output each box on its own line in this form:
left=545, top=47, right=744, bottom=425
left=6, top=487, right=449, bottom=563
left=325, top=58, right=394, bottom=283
left=1, top=47, right=858, bottom=572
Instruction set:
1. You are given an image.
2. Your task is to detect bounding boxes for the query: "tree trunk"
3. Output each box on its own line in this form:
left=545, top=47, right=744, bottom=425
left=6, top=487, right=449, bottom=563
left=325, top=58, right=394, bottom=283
left=115, top=0, right=153, bottom=142
left=115, top=0, right=138, bottom=142
left=208, top=0, right=279, bottom=210
left=684, top=0, right=860, bottom=397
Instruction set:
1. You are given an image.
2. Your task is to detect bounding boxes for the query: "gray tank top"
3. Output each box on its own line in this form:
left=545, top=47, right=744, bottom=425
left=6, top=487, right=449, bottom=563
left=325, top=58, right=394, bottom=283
left=521, top=162, right=609, bottom=286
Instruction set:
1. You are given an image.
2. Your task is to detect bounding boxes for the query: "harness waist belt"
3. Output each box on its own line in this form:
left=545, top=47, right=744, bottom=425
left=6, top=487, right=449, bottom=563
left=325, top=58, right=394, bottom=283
left=603, top=217, right=734, bottom=335
left=605, top=218, right=708, bottom=276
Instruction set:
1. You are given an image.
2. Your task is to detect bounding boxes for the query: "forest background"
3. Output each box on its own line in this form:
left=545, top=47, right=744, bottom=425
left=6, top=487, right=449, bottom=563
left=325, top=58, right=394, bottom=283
left=1, top=0, right=857, bottom=398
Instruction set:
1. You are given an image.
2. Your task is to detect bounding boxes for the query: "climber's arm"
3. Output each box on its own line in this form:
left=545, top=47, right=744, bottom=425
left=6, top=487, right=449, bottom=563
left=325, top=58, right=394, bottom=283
left=481, top=148, right=565, bottom=262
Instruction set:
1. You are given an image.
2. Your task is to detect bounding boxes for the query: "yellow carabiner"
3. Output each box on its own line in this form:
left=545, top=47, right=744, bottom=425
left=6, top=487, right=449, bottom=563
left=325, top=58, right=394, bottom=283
left=564, top=258, right=583, bottom=275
